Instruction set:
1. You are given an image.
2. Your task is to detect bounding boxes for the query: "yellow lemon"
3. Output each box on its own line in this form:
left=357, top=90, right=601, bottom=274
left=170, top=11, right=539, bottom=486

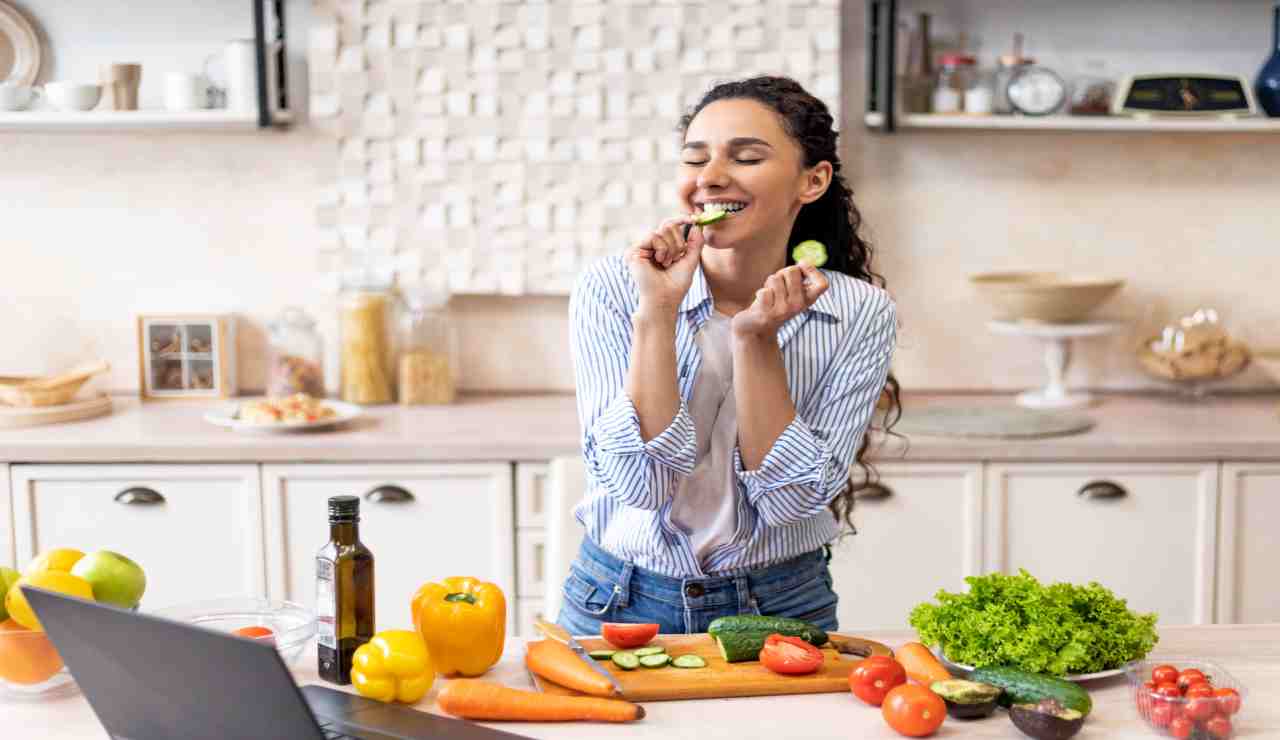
left=26, top=548, right=86, bottom=577
left=5, top=571, right=95, bottom=632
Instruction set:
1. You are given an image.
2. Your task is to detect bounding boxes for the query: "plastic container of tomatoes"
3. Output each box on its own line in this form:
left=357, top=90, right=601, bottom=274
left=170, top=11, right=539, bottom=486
left=1125, top=658, right=1246, bottom=739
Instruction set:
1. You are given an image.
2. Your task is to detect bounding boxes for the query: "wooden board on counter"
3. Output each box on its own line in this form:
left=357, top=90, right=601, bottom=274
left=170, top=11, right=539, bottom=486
left=530, top=632, right=891, bottom=702
left=0, top=394, right=112, bottom=428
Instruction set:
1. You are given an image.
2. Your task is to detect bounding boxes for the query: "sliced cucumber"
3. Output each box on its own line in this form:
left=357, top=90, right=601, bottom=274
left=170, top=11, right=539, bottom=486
left=633, top=646, right=666, bottom=657
left=588, top=649, right=616, bottom=660
left=611, top=651, right=640, bottom=670
left=693, top=208, right=727, bottom=226
left=791, top=239, right=828, bottom=268
left=672, top=654, right=708, bottom=669
left=639, top=653, right=672, bottom=668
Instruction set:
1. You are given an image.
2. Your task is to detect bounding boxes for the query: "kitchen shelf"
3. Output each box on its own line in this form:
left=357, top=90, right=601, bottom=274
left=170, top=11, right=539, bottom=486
left=0, top=109, right=294, bottom=132
left=864, top=112, right=1280, bottom=132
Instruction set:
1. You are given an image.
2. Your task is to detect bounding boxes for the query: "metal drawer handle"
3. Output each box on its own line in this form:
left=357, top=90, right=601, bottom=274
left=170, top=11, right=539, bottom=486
left=114, top=487, right=165, bottom=505
left=364, top=485, right=415, bottom=504
left=854, top=482, right=893, bottom=501
left=1077, top=480, right=1128, bottom=500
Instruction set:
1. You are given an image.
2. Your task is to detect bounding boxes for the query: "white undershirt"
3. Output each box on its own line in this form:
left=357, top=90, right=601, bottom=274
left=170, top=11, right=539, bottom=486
left=669, top=311, right=740, bottom=564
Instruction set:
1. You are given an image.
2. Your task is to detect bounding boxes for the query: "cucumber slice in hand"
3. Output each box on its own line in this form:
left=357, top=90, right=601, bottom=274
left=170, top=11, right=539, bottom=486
left=693, top=209, right=727, bottom=226
left=791, top=239, right=828, bottom=267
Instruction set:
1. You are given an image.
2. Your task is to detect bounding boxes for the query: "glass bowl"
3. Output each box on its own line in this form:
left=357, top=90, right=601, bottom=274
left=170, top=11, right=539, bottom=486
left=153, top=597, right=316, bottom=666
left=0, top=623, right=79, bottom=701
left=1125, top=658, right=1247, bottom=738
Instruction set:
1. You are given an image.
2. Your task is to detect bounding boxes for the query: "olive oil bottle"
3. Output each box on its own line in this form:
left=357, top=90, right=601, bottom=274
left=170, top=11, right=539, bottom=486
left=316, top=495, right=375, bottom=684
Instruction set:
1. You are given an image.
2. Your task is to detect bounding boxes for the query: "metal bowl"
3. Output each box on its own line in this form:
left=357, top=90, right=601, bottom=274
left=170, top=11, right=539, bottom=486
left=152, top=597, right=316, bottom=666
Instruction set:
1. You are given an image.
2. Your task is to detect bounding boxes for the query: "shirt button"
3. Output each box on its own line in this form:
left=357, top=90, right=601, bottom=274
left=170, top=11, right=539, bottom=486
left=685, top=583, right=705, bottom=598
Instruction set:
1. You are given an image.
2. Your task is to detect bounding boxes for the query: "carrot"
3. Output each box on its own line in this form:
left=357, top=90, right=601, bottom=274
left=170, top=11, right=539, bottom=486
left=525, top=639, right=618, bottom=697
left=896, top=642, right=952, bottom=686
left=437, top=679, right=645, bottom=723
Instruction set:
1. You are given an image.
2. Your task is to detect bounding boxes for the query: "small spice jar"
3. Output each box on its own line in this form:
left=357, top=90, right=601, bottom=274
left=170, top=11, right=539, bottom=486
left=396, top=286, right=457, bottom=406
left=266, top=307, right=325, bottom=398
left=338, top=279, right=397, bottom=405
left=932, top=54, right=976, bottom=114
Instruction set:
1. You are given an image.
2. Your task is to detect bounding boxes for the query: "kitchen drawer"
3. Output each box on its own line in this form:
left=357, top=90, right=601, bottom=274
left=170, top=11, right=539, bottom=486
left=1217, top=464, right=1280, bottom=624
left=515, top=463, right=550, bottom=529
left=827, top=463, right=983, bottom=630
left=985, top=462, right=1218, bottom=624
left=517, top=598, right=546, bottom=637
left=516, top=529, right=547, bottom=598
left=262, top=463, right=515, bottom=633
left=9, top=464, right=264, bottom=608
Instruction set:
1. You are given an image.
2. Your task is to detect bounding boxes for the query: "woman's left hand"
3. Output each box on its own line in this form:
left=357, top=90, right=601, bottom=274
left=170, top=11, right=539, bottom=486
left=731, top=262, right=829, bottom=340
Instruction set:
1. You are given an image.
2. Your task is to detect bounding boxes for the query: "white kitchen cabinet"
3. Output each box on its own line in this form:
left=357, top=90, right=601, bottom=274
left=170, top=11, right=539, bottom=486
left=984, top=463, right=1218, bottom=625
left=1, top=463, right=12, bottom=568
left=516, top=530, right=547, bottom=599
left=516, top=463, right=550, bottom=529
left=262, top=463, right=515, bottom=634
left=518, top=598, right=546, bottom=638
left=827, top=463, right=984, bottom=630
left=8, top=464, right=264, bottom=607
left=1217, top=464, right=1280, bottom=624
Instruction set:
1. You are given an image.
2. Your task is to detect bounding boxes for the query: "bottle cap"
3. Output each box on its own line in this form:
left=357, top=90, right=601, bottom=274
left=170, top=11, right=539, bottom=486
left=328, top=495, right=360, bottom=522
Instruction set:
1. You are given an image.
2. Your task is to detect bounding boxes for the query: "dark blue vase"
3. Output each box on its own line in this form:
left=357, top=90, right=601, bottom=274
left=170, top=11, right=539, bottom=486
left=1258, top=4, right=1280, bottom=116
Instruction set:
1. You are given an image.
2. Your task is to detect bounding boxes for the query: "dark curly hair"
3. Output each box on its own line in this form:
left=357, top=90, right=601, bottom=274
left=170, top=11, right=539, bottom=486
left=679, top=75, right=902, bottom=535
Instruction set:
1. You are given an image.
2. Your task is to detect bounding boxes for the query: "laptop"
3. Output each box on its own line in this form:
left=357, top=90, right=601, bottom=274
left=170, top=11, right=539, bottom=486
left=23, top=586, right=531, bottom=740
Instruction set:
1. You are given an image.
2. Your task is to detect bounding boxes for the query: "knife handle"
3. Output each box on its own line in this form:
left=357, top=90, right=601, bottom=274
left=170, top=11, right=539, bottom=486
left=534, top=618, right=573, bottom=644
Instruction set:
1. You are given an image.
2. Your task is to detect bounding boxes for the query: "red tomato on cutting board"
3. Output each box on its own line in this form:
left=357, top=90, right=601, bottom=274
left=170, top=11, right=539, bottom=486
left=600, top=623, right=659, bottom=649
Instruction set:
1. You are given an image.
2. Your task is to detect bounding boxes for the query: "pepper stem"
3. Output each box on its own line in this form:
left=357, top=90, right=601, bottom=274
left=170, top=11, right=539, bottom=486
left=444, top=592, right=477, bottom=604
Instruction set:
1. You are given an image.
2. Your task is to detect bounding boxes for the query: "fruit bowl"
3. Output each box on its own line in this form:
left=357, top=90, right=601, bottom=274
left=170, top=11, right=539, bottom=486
left=970, top=272, right=1124, bottom=323
left=1126, top=658, right=1246, bottom=738
left=153, top=597, right=316, bottom=666
left=0, top=621, right=79, bottom=701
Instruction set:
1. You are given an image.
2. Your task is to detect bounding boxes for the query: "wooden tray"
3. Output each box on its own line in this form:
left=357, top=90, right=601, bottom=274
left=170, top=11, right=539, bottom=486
left=0, top=394, right=112, bottom=428
left=530, top=632, right=892, bottom=702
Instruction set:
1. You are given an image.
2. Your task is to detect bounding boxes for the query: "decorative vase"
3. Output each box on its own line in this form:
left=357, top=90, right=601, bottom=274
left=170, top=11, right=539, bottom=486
left=1257, top=4, right=1280, bottom=116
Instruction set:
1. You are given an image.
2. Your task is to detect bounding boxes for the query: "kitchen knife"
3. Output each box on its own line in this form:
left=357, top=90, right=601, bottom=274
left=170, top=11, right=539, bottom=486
left=533, top=618, right=624, bottom=697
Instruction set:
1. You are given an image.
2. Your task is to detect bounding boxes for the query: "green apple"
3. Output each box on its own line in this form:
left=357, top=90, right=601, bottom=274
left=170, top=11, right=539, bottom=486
left=70, top=551, right=146, bottom=609
left=0, top=566, right=19, bottom=621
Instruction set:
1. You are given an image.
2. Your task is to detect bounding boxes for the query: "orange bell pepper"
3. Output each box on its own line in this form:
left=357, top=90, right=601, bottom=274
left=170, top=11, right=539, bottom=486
left=411, top=577, right=505, bottom=677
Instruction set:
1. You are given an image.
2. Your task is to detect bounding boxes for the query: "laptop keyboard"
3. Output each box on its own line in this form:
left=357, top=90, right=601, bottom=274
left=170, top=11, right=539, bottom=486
left=317, top=720, right=363, bottom=740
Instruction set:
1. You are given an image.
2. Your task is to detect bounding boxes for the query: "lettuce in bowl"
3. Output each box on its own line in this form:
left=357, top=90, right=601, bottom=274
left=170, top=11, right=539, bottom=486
left=909, top=570, right=1158, bottom=676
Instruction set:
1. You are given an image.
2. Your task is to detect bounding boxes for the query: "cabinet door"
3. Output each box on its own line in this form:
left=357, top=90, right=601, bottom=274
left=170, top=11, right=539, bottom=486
left=515, top=463, right=549, bottom=529
left=985, top=463, right=1218, bottom=625
left=1218, top=464, right=1280, bottom=624
left=827, top=463, right=983, bottom=630
left=1, top=463, right=12, bottom=568
left=263, top=463, right=515, bottom=633
left=9, top=464, right=264, bottom=607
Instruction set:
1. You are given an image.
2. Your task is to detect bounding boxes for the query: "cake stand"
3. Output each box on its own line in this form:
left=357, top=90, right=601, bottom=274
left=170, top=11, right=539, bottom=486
left=988, top=320, right=1121, bottom=409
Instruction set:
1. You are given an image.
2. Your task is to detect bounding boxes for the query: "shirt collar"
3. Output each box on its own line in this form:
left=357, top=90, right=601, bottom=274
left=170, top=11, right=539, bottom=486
left=678, top=263, right=841, bottom=321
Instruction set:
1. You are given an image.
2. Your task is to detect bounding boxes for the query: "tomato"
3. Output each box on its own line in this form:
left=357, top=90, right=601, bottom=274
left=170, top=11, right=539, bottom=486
left=1169, top=716, right=1194, bottom=739
left=1150, top=702, right=1174, bottom=728
left=1157, top=684, right=1183, bottom=700
left=759, top=634, right=824, bottom=676
left=1186, top=697, right=1217, bottom=722
left=599, top=622, right=659, bottom=649
left=1152, top=664, right=1179, bottom=685
left=232, top=626, right=276, bottom=646
left=1177, top=668, right=1207, bottom=691
left=1185, top=682, right=1215, bottom=699
left=1205, top=716, right=1233, bottom=739
left=881, top=684, right=946, bottom=737
left=1214, top=687, right=1242, bottom=716
left=848, top=655, right=907, bottom=706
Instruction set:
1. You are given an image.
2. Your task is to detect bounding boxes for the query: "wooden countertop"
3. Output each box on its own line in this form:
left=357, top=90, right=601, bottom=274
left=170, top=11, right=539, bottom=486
left=10, top=624, right=1279, bottom=739
left=0, top=393, right=1277, bottom=464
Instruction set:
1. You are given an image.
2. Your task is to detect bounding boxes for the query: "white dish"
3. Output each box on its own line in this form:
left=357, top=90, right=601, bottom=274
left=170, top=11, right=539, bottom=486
left=204, top=398, right=363, bottom=433
left=932, top=645, right=1125, bottom=683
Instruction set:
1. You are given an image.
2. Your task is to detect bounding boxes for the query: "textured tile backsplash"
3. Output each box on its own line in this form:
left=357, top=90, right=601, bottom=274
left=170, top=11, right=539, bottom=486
left=309, top=0, right=840, bottom=296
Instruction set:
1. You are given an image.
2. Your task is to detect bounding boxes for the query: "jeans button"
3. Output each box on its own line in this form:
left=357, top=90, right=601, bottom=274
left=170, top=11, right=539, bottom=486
left=684, top=583, right=704, bottom=598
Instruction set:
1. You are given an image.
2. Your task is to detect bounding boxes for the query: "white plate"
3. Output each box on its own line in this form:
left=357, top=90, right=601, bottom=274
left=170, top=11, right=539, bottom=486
left=932, top=645, right=1125, bottom=683
left=204, top=398, right=363, bottom=433
left=0, top=1, right=42, bottom=86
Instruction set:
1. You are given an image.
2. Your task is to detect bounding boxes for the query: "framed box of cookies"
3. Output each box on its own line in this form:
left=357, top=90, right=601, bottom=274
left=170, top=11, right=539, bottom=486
left=136, top=314, right=238, bottom=400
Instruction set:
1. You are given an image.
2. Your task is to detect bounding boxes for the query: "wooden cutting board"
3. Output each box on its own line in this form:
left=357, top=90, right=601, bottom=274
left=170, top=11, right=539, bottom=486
left=529, top=633, right=892, bottom=702
left=0, top=394, right=112, bottom=428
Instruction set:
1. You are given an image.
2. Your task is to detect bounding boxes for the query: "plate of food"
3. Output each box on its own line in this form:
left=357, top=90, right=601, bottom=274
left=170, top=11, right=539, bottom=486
left=930, top=645, right=1125, bottom=683
left=204, top=393, right=362, bottom=433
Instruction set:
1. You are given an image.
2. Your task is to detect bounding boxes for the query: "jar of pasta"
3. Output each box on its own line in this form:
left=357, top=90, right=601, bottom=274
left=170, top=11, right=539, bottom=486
left=338, top=282, right=397, bottom=405
left=396, top=286, right=457, bottom=405
left=266, top=307, right=325, bottom=398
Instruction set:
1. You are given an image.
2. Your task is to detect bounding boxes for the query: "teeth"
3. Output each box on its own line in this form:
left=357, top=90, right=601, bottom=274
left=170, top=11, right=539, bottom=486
left=702, top=202, right=747, bottom=213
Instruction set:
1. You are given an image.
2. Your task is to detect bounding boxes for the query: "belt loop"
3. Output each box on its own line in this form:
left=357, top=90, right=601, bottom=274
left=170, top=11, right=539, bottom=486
left=616, top=562, right=634, bottom=608
left=734, top=575, right=751, bottom=614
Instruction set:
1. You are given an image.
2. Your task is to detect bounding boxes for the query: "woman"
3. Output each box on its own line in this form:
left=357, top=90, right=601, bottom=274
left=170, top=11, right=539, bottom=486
left=560, top=76, right=898, bottom=636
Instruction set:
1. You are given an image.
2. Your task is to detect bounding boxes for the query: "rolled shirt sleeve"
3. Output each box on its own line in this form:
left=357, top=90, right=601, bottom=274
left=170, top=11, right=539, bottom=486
left=571, top=262, right=697, bottom=511
left=734, top=297, right=897, bottom=527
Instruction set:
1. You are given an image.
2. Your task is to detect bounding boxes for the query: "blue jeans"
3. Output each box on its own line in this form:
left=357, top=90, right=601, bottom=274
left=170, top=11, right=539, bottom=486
left=556, top=537, right=839, bottom=636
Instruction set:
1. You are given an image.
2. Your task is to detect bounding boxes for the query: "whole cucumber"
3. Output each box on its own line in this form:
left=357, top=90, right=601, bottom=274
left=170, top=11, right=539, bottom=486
left=968, top=666, right=1093, bottom=717
left=706, top=615, right=828, bottom=647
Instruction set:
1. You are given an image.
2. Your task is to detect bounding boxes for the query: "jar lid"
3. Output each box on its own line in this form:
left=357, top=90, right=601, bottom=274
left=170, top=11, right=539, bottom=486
left=272, top=306, right=316, bottom=330
left=998, top=54, right=1035, bottom=67
left=939, top=53, right=976, bottom=67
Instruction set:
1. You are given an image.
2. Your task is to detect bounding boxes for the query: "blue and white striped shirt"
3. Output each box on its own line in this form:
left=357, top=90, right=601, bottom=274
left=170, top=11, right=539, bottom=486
left=569, top=255, right=897, bottom=578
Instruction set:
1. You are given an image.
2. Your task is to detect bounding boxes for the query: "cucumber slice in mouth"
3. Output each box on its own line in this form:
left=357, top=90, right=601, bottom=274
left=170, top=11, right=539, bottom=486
left=693, top=209, right=728, bottom=226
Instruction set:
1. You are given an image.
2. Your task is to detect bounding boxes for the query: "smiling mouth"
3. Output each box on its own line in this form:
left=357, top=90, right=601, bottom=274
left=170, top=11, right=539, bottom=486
left=697, top=201, right=748, bottom=217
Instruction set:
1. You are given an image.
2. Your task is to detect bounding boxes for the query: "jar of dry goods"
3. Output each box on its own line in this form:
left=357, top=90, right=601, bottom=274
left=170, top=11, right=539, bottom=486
left=396, top=287, right=457, bottom=405
left=338, top=281, right=397, bottom=405
left=267, top=307, right=325, bottom=398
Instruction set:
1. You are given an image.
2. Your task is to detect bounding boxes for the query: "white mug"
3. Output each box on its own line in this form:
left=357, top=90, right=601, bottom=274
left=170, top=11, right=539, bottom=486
left=164, top=72, right=208, bottom=111
left=44, top=82, right=103, bottom=111
left=224, top=39, right=257, bottom=111
left=0, top=83, right=40, bottom=111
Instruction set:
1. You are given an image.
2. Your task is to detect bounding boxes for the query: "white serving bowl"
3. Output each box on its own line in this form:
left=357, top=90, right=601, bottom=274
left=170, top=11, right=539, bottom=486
left=44, top=82, right=102, bottom=112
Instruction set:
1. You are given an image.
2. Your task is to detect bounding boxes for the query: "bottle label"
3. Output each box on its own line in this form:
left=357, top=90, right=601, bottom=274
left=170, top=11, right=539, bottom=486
left=316, top=557, right=336, bottom=650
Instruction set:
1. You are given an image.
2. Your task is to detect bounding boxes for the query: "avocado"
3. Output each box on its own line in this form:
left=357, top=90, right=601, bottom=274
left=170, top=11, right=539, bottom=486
left=930, top=679, right=1002, bottom=719
left=1009, top=699, right=1085, bottom=740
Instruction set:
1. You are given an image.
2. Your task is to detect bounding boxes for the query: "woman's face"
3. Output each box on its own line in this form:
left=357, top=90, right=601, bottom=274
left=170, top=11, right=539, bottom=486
left=678, top=98, right=828, bottom=252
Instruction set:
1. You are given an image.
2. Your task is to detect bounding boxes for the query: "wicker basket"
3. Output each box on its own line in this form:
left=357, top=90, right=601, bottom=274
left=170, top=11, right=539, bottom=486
left=0, top=360, right=110, bottom=408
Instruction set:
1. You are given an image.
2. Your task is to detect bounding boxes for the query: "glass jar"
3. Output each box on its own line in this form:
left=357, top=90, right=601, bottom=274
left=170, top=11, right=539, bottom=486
left=338, top=282, right=397, bottom=405
left=965, top=66, right=995, bottom=114
left=932, top=54, right=975, bottom=114
left=396, top=287, right=457, bottom=406
left=994, top=33, right=1035, bottom=114
left=266, top=307, right=325, bottom=398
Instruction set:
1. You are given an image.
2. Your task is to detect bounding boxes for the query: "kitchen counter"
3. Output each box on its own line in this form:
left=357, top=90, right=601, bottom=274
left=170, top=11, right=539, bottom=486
left=12, top=624, right=1279, bottom=739
left=0, top=392, right=1277, bottom=463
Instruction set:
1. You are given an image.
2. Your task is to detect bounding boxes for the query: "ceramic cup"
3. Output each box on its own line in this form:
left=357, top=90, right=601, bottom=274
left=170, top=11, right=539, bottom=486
left=102, top=63, right=142, bottom=110
left=44, top=82, right=103, bottom=111
left=0, top=83, right=40, bottom=111
left=164, top=72, right=208, bottom=111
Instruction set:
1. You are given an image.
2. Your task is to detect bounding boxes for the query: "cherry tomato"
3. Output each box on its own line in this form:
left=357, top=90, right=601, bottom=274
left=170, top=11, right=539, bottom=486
left=1168, top=716, right=1194, bottom=739
left=1214, top=687, right=1242, bottom=716
left=759, top=634, right=824, bottom=676
left=1185, top=682, right=1215, bottom=699
left=1152, top=664, right=1179, bottom=685
left=1186, top=697, right=1217, bottom=722
left=1205, top=715, right=1233, bottom=739
left=600, top=622, right=659, bottom=649
left=881, top=684, right=946, bottom=737
left=1150, top=702, right=1174, bottom=728
left=848, top=655, right=907, bottom=706
left=1157, top=684, right=1183, bottom=700
left=1177, top=668, right=1207, bottom=691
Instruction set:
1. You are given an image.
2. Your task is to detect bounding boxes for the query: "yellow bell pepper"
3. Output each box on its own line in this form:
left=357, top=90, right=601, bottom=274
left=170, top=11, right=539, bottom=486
left=351, top=630, right=434, bottom=704
left=411, top=576, right=506, bottom=677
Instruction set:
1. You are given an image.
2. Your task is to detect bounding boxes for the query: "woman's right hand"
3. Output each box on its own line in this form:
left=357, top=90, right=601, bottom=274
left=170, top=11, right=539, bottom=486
left=626, top=215, right=703, bottom=317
